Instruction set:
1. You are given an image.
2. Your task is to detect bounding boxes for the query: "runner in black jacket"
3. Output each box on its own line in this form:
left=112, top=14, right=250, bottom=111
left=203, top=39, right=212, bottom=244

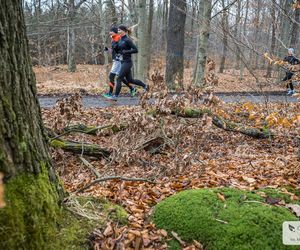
left=282, top=48, right=300, bottom=95
left=102, top=27, right=137, bottom=99
left=112, top=25, right=148, bottom=100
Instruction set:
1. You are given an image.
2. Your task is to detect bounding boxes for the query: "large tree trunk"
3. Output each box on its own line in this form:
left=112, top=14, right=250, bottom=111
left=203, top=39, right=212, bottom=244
left=162, top=0, right=169, bottom=48
left=137, top=0, right=148, bottom=82
left=234, top=0, right=241, bottom=70
left=279, top=0, right=293, bottom=57
left=0, top=1, right=63, bottom=248
left=266, top=1, right=277, bottom=78
left=290, top=0, right=300, bottom=48
left=250, top=1, right=261, bottom=69
left=219, top=0, right=229, bottom=73
left=193, top=0, right=212, bottom=87
left=165, top=0, right=187, bottom=90
left=146, top=0, right=154, bottom=72
left=67, top=0, right=76, bottom=72
left=239, top=0, right=249, bottom=80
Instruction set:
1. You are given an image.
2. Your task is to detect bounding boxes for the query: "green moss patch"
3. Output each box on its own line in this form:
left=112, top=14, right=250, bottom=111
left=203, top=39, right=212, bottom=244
left=153, top=188, right=299, bottom=250
left=0, top=169, right=127, bottom=249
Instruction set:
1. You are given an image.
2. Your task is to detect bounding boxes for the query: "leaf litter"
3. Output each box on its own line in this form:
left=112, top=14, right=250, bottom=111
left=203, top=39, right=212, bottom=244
left=42, top=85, right=300, bottom=249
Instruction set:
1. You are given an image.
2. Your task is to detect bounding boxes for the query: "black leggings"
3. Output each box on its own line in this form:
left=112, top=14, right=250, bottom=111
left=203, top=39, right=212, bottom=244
left=283, top=72, right=294, bottom=90
left=115, top=61, right=146, bottom=96
left=108, top=73, right=133, bottom=94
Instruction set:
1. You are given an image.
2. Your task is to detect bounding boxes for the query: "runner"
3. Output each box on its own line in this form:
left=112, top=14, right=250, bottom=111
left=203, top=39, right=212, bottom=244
left=282, top=48, right=300, bottom=95
left=111, top=25, right=149, bottom=101
left=102, top=27, right=137, bottom=100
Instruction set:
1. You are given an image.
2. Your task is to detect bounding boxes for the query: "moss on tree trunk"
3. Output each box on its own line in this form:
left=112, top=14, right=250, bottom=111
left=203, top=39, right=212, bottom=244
left=0, top=164, right=61, bottom=249
left=0, top=1, right=65, bottom=248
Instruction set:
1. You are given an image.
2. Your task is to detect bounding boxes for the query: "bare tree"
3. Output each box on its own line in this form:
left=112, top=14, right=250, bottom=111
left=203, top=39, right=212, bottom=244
left=166, top=0, right=187, bottom=90
left=137, top=0, right=148, bottom=82
left=219, top=0, right=229, bottom=73
left=290, top=0, right=300, bottom=48
left=66, top=0, right=87, bottom=72
left=193, top=0, right=212, bottom=87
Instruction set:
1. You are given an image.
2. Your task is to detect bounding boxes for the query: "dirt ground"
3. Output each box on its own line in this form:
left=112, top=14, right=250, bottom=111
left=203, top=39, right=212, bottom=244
left=34, top=64, right=290, bottom=95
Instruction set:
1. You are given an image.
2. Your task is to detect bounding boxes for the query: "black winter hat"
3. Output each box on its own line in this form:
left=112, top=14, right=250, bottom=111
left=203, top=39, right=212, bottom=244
left=118, top=25, right=128, bottom=32
left=110, top=27, right=118, bottom=34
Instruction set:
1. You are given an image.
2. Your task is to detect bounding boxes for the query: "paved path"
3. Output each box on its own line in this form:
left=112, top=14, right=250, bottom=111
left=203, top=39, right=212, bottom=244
left=38, top=92, right=299, bottom=108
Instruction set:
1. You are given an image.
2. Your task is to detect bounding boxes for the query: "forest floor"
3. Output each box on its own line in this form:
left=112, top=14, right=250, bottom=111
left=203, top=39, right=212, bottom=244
left=34, top=64, right=291, bottom=95
left=42, top=86, right=300, bottom=249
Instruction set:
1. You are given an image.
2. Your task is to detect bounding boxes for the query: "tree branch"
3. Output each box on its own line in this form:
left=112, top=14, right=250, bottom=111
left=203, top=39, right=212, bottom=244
left=76, top=176, right=156, bottom=193
left=79, top=156, right=101, bottom=178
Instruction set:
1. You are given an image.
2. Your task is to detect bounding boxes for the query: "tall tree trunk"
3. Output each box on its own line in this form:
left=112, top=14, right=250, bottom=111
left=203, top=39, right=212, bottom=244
left=120, top=0, right=125, bottom=23
left=99, top=0, right=109, bottom=83
left=128, top=0, right=138, bottom=75
left=35, top=0, right=42, bottom=65
left=106, top=0, right=117, bottom=25
left=240, top=0, right=249, bottom=80
left=234, top=0, right=241, bottom=70
left=162, top=0, right=169, bottom=48
left=165, top=0, right=187, bottom=90
left=66, top=0, right=87, bottom=72
left=267, top=0, right=277, bottom=77
left=146, top=0, right=154, bottom=73
left=193, top=0, right=212, bottom=87
left=67, top=0, right=76, bottom=72
left=219, top=0, right=229, bottom=73
left=137, top=0, right=148, bottom=82
left=0, top=0, right=63, bottom=248
left=279, top=0, right=293, bottom=57
left=290, top=0, right=300, bottom=48
left=68, top=26, right=76, bottom=71
left=251, top=1, right=261, bottom=69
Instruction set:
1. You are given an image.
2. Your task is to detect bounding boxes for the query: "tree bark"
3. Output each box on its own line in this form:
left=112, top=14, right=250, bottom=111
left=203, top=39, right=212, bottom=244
left=165, top=0, right=187, bottom=90
left=250, top=1, right=261, bottom=69
left=0, top=0, right=63, bottom=248
left=290, top=0, right=300, bottom=48
left=137, top=0, right=148, bottom=82
left=279, top=0, right=293, bottom=57
left=146, top=0, right=154, bottom=72
left=193, top=0, right=212, bottom=87
left=234, top=0, right=241, bottom=70
left=267, top=1, right=277, bottom=78
left=67, top=0, right=76, bottom=72
left=219, top=0, right=229, bottom=73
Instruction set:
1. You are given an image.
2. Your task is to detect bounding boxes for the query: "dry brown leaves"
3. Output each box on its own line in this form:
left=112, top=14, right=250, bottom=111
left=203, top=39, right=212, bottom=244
left=35, top=62, right=292, bottom=96
left=42, top=88, right=300, bottom=249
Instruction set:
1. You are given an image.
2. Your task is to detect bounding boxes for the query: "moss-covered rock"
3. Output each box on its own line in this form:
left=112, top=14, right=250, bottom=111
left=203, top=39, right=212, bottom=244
left=153, top=188, right=299, bottom=250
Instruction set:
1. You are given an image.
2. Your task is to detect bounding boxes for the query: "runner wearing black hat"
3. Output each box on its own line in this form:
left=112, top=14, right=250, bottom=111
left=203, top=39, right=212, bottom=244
left=102, top=27, right=137, bottom=100
left=111, top=25, right=149, bottom=101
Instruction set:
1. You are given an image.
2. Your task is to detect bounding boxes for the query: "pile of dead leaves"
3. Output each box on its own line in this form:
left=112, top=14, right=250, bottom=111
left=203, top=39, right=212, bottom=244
left=42, top=89, right=300, bottom=249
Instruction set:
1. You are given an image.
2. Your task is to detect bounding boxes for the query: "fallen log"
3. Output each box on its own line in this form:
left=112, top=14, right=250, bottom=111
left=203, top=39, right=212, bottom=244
left=172, top=108, right=272, bottom=139
left=63, top=124, right=113, bottom=135
left=76, top=176, right=156, bottom=193
left=49, top=138, right=111, bottom=158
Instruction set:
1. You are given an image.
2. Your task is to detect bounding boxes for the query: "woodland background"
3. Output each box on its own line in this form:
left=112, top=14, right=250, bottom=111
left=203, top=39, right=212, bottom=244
left=23, top=0, right=300, bottom=94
